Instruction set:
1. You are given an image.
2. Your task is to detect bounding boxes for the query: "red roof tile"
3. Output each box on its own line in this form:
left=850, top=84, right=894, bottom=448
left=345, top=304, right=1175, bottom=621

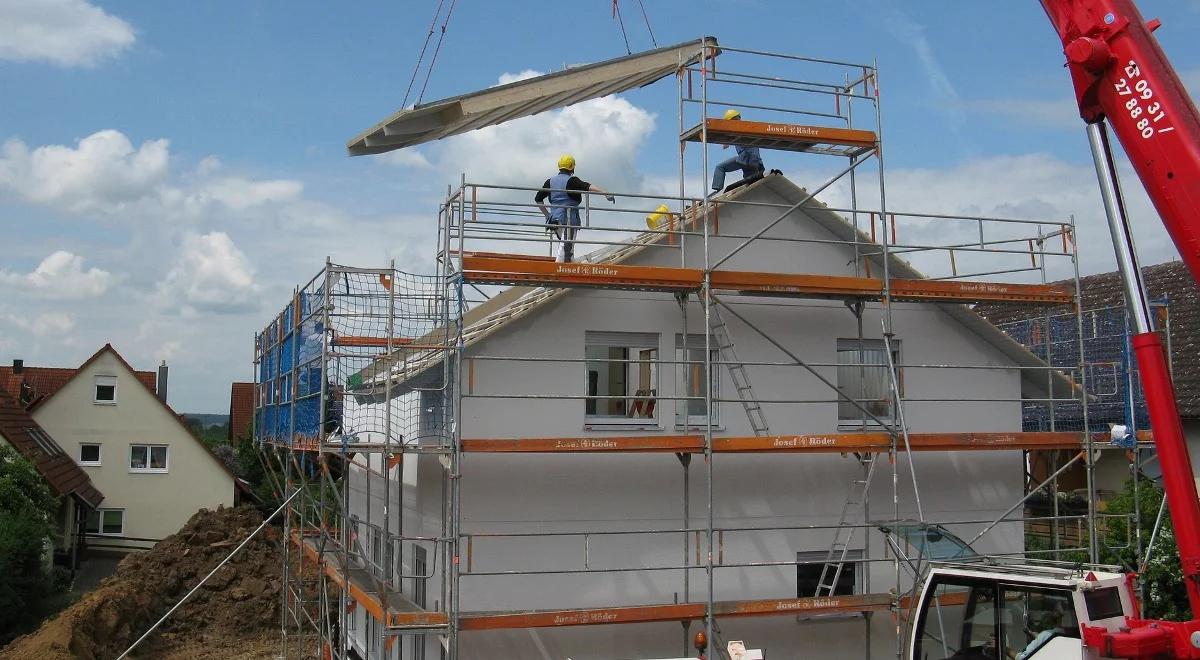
left=0, top=361, right=156, bottom=410
left=229, top=382, right=254, bottom=442
left=0, top=388, right=104, bottom=508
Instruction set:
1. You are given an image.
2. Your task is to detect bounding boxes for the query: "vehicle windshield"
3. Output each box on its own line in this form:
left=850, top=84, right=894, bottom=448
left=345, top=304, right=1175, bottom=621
left=912, top=577, right=1079, bottom=659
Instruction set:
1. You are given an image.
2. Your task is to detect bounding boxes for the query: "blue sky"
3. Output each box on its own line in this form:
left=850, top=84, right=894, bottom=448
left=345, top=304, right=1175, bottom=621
left=2, top=0, right=1199, bottom=412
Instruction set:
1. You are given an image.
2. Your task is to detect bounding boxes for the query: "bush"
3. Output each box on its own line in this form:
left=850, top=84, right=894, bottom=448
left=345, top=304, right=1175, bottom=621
left=0, top=444, right=62, bottom=644
left=1099, top=476, right=1190, bottom=621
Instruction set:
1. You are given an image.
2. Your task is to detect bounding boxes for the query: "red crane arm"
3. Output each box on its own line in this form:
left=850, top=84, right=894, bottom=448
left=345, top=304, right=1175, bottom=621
left=1042, top=0, right=1200, bottom=277
left=1042, top=2, right=1200, bottom=656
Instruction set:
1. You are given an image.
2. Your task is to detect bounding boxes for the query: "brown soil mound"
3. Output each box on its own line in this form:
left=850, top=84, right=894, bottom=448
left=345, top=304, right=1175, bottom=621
left=1, top=506, right=285, bottom=660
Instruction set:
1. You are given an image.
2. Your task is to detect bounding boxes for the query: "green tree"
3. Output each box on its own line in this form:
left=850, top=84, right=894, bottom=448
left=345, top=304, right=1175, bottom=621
left=0, top=444, right=61, bottom=644
left=1099, top=476, right=1190, bottom=621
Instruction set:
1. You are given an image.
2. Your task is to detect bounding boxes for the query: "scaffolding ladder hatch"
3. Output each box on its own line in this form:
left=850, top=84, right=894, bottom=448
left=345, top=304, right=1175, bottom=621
left=292, top=533, right=450, bottom=629
left=682, top=118, right=878, bottom=157
left=458, top=594, right=891, bottom=630
left=461, top=432, right=1083, bottom=453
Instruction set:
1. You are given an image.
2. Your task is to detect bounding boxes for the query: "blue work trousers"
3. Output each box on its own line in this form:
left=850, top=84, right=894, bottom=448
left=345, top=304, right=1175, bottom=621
left=712, top=156, right=764, bottom=192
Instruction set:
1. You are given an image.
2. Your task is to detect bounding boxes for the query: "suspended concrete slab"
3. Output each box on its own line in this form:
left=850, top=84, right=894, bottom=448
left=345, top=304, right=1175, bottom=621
left=347, top=37, right=717, bottom=156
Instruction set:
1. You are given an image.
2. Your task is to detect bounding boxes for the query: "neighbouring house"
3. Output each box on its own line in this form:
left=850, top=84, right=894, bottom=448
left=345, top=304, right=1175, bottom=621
left=2, top=346, right=237, bottom=552
left=0, top=388, right=103, bottom=570
left=977, top=260, right=1200, bottom=497
left=229, top=381, right=255, bottom=443
left=323, top=175, right=1079, bottom=659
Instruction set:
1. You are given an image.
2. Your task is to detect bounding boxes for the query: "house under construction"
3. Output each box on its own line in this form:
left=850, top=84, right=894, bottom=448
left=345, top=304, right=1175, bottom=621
left=253, top=38, right=1150, bottom=659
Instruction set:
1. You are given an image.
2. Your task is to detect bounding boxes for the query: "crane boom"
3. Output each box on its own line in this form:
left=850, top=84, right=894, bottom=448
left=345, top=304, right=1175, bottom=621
left=1039, top=0, right=1200, bottom=656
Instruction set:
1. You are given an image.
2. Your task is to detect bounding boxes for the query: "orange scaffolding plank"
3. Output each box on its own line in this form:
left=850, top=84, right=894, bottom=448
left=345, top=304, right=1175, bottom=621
left=459, top=602, right=704, bottom=631
left=710, top=270, right=882, bottom=298
left=461, top=255, right=1072, bottom=305
left=889, top=279, right=1075, bottom=305
left=458, top=594, right=892, bottom=631
left=682, top=118, right=878, bottom=157
left=291, top=532, right=450, bottom=629
left=332, top=336, right=415, bottom=348
left=461, top=255, right=701, bottom=291
left=461, top=432, right=1083, bottom=454
left=462, top=435, right=704, bottom=453
left=713, top=593, right=893, bottom=618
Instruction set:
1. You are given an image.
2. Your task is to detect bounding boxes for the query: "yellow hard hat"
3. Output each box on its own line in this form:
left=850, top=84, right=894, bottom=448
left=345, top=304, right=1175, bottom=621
left=557, top=154, right=576, bottom=171
left=646, top=204, right=673, bottom=230
left=723, top=108, right=742, bottom=120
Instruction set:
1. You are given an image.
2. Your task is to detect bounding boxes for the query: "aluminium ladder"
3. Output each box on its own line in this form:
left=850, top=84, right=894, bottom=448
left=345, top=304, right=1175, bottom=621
left=709, top=304, right=770, bottom=436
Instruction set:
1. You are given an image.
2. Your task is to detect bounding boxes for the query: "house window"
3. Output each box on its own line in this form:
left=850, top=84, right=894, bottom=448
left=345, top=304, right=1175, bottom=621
left=25, top=427, right=62, bottom=456
left=836, top=338, right=901, bottom=425
left=130, top=444, right=169, bottom=472
left=85, top=509, right=125, bottom=536
left=79, top=443, right=101, bottom=466
left=94, top=375, right=117, bottom=404
left=584, top=331, right=659, bottom=423
left=796, top=549, right=863, bottom=598
left=675, top=334, right=719, bottom=428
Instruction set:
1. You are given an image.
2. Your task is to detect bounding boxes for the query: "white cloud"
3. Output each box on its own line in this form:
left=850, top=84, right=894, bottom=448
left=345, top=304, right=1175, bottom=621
left=0, top=251, right=113, bottom=299
left=0, top=129, right=316, bottom=222
left=378, top=149, right=434, bottom=170
left=200, top=177, right=304, bottom=211
left=5, top=311, right=76, bottom=337
left=428, top=71, right=657, bottom=197
left=0, top=0, right=135, bottom=67
left=805, top=152, right=1178, bottom=279
left=0, top=130, right=169, bottom=213
left=159, top=231, right=260, bottom=314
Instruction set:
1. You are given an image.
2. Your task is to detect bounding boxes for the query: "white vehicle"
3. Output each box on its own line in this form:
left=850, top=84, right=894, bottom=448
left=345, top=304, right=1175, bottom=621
left=908, top=560, right=1135, bottom=660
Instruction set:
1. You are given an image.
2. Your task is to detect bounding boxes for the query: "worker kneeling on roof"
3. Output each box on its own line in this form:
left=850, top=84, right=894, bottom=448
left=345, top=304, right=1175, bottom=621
left=535, top=155, right=615, bottom=263
left=711, top=109, right=765, bottom=193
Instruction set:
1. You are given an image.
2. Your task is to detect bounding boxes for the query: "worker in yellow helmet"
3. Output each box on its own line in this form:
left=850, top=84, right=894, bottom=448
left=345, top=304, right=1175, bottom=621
left=711, top=108, right=765, bottom=193
left=535, top=154, right=615, bottom=263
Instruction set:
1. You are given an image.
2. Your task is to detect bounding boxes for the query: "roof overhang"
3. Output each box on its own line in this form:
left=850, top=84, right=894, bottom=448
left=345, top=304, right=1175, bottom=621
left=347, top=37, right=717, bottom=156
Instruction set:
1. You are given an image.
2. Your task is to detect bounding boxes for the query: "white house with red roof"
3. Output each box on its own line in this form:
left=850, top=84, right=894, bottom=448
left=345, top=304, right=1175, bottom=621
left=14, top=345, right=237, bottom=552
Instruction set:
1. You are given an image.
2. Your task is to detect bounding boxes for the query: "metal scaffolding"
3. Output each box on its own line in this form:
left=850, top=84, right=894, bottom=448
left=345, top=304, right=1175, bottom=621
left=253, top=39, right=1153, bottom=660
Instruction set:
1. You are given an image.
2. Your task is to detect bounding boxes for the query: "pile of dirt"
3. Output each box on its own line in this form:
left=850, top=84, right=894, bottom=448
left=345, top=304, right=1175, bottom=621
left=1, top=506, right=288, bottom=660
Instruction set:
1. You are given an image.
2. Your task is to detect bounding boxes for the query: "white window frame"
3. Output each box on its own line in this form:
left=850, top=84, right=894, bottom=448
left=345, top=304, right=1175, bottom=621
left=129, top=443, right=169, bottom=473
left=78, top=443, right=102, bottom=466
left=584, top=331, right=660, bottom=428
left=675, top=334, right=720, bottom=429
left=93, top=375, right=118, bottom=405
left=86, top=508, right=125, bottom=536
left=836, top=338, right=901, bottom=428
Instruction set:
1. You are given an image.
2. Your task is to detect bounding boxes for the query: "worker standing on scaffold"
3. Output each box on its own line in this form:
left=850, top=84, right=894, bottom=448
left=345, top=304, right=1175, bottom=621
left=535, top=154, right=615, bottom=263
left=711, top=108, right=765, bottom=193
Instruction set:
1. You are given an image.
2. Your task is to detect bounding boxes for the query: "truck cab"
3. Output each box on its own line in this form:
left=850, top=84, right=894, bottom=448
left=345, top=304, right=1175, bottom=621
left=908, top=560, right=1135, bottom=660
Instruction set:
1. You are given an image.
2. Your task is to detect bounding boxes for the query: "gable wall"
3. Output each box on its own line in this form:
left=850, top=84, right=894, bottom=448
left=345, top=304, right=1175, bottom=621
left=32, top=351, right=234, bottom=549
left=359, top=183, right=1034, bottom=658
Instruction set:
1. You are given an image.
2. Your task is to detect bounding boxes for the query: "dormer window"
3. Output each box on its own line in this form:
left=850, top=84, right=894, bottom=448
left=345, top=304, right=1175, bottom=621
left=94, top=375, right=117, bottom=404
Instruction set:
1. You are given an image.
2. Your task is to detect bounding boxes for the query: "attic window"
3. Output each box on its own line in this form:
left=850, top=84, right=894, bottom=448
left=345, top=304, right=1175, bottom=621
left=26, top=427, right=62, bottom=456
left=94, top=375, right=117, bottom=404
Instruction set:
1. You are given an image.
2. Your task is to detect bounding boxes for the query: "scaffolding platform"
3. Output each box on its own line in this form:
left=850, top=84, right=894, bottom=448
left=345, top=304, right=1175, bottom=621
left=293, top=533, right=450, bottom=630
left=682, top=118, right=877, bottom=157
left=458, top=593, right=893, bottom=631
left=462, top=431, right=1087, bottom=453
left=460, top=255, right=1075, bottom=305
